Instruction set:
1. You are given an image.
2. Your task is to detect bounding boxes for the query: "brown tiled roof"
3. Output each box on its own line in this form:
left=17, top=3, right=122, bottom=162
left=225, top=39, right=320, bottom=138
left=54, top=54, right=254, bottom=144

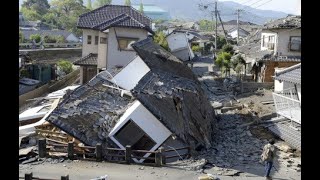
left=77, top=5, right=153, bottom=33
left=73, top=53, right=97, bottom=66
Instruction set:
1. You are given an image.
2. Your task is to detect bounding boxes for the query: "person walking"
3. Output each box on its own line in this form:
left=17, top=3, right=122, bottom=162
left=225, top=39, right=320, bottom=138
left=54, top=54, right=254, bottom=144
left=261, top=139, right=276, bottom=180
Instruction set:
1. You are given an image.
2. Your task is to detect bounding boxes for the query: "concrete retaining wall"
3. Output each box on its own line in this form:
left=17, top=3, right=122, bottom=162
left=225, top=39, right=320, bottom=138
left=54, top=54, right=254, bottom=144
left=241, top=82, right=274, bottom=93
left=19, top=69, right=80, bottom=107
left=20, top=49, right=82, bottom=63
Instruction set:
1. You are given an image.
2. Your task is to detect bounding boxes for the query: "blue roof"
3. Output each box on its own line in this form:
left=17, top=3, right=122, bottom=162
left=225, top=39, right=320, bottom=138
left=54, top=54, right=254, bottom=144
left=132, top=4, right=167, bottom=13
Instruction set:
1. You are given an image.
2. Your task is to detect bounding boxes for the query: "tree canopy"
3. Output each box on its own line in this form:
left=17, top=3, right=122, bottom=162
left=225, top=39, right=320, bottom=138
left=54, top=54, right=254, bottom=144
left=199, top=19, right=215, bottom=31
left=22, top=0, right=50, bottom=15
left=139, top=3, right=144, bottom=14
left=124, top=0, right=131, bottom=6
left=94, top=0, right=112, bottom=8
left=153, top=31, right=169, bottom=51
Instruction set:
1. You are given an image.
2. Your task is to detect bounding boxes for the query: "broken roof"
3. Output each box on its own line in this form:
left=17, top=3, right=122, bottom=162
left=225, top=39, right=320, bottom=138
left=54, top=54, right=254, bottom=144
left=168, top=30, right=210, bottom=41
left=77, top=5, right=153, bottom=33
left=274, top=63, right=301, bottom=84
left=131, top=39, right=217, bottom=148
left=132, top=69, right=216, bottom=148
left=131, top=37, right=197, bottom=80
left=263, top=15, right=301, bottom=30
left=73, top=53, right=98, bottom=66
left=46, top=73, right=135, bottom=149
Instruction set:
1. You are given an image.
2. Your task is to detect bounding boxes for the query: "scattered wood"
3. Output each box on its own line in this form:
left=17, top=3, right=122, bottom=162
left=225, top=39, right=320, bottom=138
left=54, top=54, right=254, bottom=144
left=261, top=100, right=274, bottom=105
left=19, top=146, right=36, bottom=157
left=221, top=105, right=243, bottom=113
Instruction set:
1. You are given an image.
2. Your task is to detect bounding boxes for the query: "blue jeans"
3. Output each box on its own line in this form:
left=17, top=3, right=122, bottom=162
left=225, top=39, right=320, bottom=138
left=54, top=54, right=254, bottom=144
left=265, top=161, right=273, bottom=177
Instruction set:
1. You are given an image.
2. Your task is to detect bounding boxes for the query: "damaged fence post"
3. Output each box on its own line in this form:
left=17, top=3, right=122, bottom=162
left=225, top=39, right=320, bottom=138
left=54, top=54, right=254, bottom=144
left=159, top=146, right=166, bottom=165
left=155, top=150, right=161, bottom=167
left=61, top=175, right=69, bottom=180
left=38, top=138, right=46, bottom=158
left=96, top=143, right=102, bottom=162
left=125, top=145, right=132, bottom=164
left=67, top=141, right=74, bottom=160
left=25, top=172, right=33, bottom=180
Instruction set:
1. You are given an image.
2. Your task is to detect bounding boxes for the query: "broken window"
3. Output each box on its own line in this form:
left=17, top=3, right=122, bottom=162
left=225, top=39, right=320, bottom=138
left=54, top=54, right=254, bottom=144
left=87, top=35, right=92, bottom=44
left=289, top=36, right=301, bottom=52
left=95, top=36, right=99, bottom=45
left=114, top=119, right=156, bottom=157
left=118, top=37, right=138, bottom=51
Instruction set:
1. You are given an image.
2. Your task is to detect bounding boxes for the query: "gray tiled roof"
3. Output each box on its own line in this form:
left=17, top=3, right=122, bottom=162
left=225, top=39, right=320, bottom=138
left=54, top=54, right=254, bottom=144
left=131, top=37, right=197, bottom=80
left=263, top=15, right=301, bottom=29
left=73, top=53, right=98, bottom=66
left=46, top=74, right=135, bottom=150
left=274, top=63, right=301, bottom=84
left=77, top=5, right=153, bottom=33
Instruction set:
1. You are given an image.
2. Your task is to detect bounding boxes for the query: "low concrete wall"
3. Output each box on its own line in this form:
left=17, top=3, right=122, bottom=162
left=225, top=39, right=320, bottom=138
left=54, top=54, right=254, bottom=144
left=19, top=69, right=80, bottom=107
left=241, top=82, right=274, bottom=93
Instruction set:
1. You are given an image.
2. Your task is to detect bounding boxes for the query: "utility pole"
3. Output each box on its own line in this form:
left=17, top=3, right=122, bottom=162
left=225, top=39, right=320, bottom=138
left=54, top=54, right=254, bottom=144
left=236, top=9, right=242, bottom=45
left=215, top=0, right=218, bottom=53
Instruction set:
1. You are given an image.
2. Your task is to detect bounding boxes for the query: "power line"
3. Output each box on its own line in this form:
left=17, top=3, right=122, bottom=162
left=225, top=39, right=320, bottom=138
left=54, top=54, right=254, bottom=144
left=252, top=0, right=273, bottom=9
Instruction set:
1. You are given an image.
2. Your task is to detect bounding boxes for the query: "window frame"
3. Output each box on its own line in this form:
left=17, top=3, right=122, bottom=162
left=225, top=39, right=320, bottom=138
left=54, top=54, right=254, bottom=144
left=289, top=36, right=301, bottom=52
left=117, top=37, right=139, bottom=51
left=87, top=35, right=92, bottom=44
left=100, top=37, right=107, bottom=44
left=94, top=36, right=99, bottom=45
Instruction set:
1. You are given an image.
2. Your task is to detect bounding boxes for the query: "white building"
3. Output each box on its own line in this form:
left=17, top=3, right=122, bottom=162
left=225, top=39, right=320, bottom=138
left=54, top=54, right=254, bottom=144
left=271, top=63, right=301, bottom=150
left=228, top=27, right=250, bottom=39
left=74, top=5, right=154, bottom=84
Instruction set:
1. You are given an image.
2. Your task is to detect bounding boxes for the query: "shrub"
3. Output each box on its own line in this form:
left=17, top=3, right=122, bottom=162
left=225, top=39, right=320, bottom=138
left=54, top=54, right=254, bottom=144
left=44, top=35, right=57, bottom=43
left=56, top=35, right=66, bottom=43
left=30, top=34, right=41, bottom=43
left=57, top=60, right=73, bottom=75
left=192, top=45, right=201, bottom=52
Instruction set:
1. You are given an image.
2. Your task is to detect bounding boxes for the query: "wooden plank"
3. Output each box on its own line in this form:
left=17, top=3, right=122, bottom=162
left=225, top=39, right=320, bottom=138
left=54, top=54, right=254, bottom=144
left=164, top=146, right=189, bottom=152
left=261, top=100, right=274, bottom=105
left=106, top=147, right=125, bottom=151
left=46, top=138, right=68, bottom=145
left=105, top=154, right=125, bottom=158
left=166, top=153, right=189, bottom=159
left=131, top=156, right=155, bottom=160
left=131, top=149, right=156, bottom=153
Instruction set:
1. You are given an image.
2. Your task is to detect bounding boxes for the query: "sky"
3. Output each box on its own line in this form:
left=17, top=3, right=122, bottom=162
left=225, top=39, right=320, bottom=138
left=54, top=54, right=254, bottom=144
left=19, top=0, right=301, bottom=15
left=219, top=0, right=301, bottom=15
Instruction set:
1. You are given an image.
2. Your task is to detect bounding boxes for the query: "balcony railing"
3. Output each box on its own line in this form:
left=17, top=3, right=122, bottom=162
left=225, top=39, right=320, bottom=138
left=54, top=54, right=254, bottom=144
left=272, top=88, right=301, bottom=124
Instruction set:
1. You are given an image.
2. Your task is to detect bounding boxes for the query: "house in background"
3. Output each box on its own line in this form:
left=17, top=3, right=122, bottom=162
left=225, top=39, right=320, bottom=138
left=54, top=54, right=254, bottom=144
left=236, top=15, right=301, bottom=82
left=132, top=4, right=170, bottom=20
left=74, top=4, right=153, bottom=84
left=228, top=27, right=250, bottom=39
left=46, top=38, right=217, bottom=163
left=19, top=12, right=51, bottom=30
left=21, top=30, right=80, bottom=43
left=270, top=63, right=301, bottom=150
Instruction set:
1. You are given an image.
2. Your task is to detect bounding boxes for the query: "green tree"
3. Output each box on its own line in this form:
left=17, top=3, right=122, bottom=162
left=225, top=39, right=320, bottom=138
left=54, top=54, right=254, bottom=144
left=56, top=35, right=66, bottom=43
left=94, top=0, right=112, bottom=8
left=42, top=11, right=59, bottom=28
left=124, top=0, right=131, bottom=6
left=217, top=36, right=227, bottom=49
left=50, top=0, right=89, bottom=36
left=139, top=3, right=144, bottom=14
left=221, top=44, right=234, bottom=55
left=57, top=60, right=73, bottom=74
left=86, top=0, right=92, bottom=10
left=199, top=19, right=214, bottom=31
left=231, top=55, right=246, bottom=77
left=192, top=45, right=201, bottom=52
left=216, top=52, right=232, bottom=77
left=43, top=35, right=57, bottom=43
left=20, top=7, right=42, bottom=21
left=21, top=0, right=50, bottom=15
left=30, top=34, right=42, bottom=43
left=153, top=31, right=169, bottom=51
